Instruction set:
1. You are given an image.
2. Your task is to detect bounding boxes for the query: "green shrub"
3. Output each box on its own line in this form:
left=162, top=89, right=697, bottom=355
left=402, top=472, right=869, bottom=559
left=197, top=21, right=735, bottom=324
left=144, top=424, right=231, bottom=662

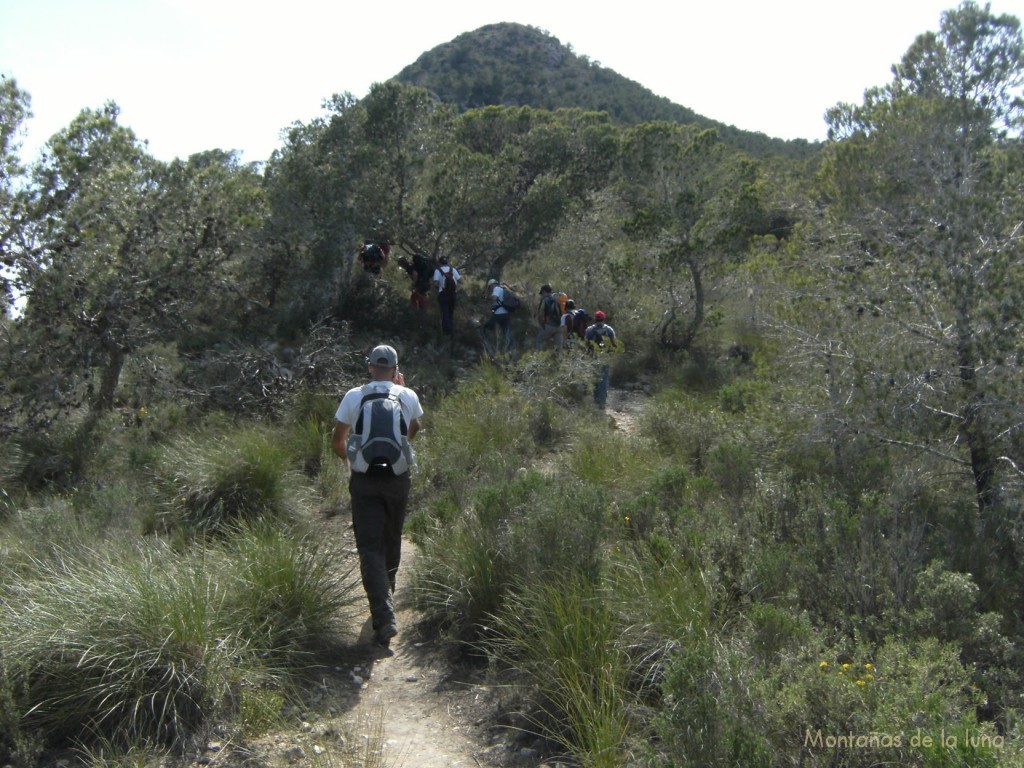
left=764, top=638, right=1004, bottom=767
left=412, top=509, right=516, bottom=641
left=565, top=414, right=653, bottom=493
left=414, top=366, right=534, bottom=499
left=638, top=390, right=728, bottom=471
left=0, top=496, right=116, bottom=575
left=0, top=421, right=90, bottom=494
left=654, top=626, right=1021, bottom=767
left=154, top=424, right=302, bottom=536
left=219, top=521, right=359, bottom=663
left=604, top=550, right=712, bottom=661
left=654, top=638, right=774, bottom=766
left=0, top=523, right=356, bottom=754
left=287, top=414, right=331, bottom=477
left=490, top=577, right=638, bottom=768
left=748, top=602, right=812, bottom=665
left=412, top=472, right=608, bottom=641
left=0, top=542, right=242, bottom=750
left=718, top=378, right=760, bottom=414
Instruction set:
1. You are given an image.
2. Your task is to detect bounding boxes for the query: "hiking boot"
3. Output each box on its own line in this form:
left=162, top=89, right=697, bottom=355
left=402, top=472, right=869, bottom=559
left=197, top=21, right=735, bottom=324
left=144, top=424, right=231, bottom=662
left=374, top=622, right=398, bottom=647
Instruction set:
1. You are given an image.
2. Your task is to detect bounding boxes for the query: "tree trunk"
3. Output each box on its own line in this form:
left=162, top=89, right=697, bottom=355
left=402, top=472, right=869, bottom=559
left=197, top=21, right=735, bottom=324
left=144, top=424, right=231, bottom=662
left=93, top=345, right=126, bottom=413
left=955, top=288, right=998, bottom=517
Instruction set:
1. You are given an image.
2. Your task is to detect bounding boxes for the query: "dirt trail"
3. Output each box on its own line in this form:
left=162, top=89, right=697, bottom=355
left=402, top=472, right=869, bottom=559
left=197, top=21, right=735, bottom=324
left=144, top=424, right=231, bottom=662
left=320, top=389, right=648, bottom=768
left=225, top=525, right=513, bottom=768
left=338, top=541, right=501, bottom=768
left=605, top=384, right=647, bottom=436
left=219, top=386, right=648, bottom=768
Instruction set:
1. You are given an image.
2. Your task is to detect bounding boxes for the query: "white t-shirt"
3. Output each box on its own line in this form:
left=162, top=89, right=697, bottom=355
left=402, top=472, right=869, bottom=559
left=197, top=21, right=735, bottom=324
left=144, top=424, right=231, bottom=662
left=335, top=381, right=424, bottom=428
left=491, top=285, right=509, bottom=315
left=433, top=265, right=461, bottom=293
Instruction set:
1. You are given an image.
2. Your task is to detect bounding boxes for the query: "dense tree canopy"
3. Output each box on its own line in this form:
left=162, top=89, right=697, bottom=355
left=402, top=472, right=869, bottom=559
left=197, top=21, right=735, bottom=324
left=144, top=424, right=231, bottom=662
left=822, top=1, right=1024, bottom=519
left=4, top=104, right=265, bottom=425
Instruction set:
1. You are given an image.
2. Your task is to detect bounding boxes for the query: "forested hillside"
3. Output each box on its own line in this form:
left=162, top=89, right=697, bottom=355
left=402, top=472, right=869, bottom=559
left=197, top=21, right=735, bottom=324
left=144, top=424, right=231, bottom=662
left=394, top=21, right=821, bottom=160
left=0, top=2, right=1022, bottom=766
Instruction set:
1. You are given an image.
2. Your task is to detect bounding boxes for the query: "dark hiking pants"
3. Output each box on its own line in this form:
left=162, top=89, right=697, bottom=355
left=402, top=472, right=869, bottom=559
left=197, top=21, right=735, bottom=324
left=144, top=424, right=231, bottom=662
left=438, top=291, right=456, bottom=337
left=349, top=470, right=412, bottom=631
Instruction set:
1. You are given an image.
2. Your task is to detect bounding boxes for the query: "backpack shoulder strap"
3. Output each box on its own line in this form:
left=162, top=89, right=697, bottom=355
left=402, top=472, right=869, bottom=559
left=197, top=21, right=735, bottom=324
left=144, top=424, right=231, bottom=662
left=355, top=390, right=387, bottom=432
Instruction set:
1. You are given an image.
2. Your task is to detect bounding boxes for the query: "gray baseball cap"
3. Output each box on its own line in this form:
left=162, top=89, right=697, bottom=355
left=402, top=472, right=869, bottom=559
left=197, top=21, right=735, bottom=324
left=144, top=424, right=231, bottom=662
left=368, top=344, right=398, bottom=368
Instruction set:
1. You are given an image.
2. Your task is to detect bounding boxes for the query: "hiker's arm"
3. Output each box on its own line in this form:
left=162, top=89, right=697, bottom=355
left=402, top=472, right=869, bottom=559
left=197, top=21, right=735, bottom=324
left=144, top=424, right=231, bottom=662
left=332, top=422, right=350, bottom=464
left=408, top=417, right=421, bottom=441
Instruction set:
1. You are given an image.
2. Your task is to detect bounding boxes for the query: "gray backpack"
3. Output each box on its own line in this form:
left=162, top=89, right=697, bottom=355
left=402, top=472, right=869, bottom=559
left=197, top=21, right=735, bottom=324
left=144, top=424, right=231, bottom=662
left=347, top=388, right=411, bottom=475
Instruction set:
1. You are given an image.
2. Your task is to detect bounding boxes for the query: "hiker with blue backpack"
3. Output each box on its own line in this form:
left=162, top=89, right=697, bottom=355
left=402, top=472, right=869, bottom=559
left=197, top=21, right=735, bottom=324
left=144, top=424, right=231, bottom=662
left=332, top=344, right=424, bottom=648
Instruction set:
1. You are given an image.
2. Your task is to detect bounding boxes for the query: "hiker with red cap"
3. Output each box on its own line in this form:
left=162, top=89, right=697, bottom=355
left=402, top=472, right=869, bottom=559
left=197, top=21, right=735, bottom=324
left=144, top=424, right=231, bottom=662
left=584, top=310, right=618, bottom=407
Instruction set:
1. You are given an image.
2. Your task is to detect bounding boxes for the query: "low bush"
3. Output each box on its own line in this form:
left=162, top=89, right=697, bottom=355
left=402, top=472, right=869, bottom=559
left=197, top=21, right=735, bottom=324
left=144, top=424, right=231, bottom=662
left=489, top=577, right=638, bottom=768
left=153, top=423, right=303, bottom=536
left=0, top=523, right=355, bottom=757
left=0, top=421, right=90, bottom=495
left=412, top=471, right=608, bottom=641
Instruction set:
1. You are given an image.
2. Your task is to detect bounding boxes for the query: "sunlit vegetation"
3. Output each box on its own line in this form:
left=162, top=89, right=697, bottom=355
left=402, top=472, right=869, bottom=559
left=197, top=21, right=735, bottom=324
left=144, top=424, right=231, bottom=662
left=0, top=3, right=1022, bottom=765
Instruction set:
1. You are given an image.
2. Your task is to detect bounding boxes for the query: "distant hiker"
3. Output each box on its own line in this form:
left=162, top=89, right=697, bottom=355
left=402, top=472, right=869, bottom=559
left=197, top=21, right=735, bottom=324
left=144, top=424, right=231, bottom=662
left=482, top=278, right=515, bottom=353
left=561, top=299, right=589, bottom=347
left=433, top=256, right=461, bottom=337
left=556, top=291, right=569, bottom=317
left=359, top=240, right=391, bottom=276
left=584, top=310, right=618, bottom=407
left=332, top=344, right=424, bottom=648
left=398, top=251, right=434, bottom=312
left=534, top=284, right=564, bottom=350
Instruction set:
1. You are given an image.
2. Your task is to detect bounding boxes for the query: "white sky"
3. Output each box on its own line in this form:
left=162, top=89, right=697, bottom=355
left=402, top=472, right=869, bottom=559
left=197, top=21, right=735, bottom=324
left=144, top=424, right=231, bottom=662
left=2, top=0, right=1021, bottom=164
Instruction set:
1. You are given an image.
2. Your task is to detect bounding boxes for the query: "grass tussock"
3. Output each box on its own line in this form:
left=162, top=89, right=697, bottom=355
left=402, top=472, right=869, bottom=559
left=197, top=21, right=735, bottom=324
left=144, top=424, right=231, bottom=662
left=490, top=577, right=640, bottom=768
left=0, top=522, right=356, bottom=757
left=153, top=423, right=304, bottom=537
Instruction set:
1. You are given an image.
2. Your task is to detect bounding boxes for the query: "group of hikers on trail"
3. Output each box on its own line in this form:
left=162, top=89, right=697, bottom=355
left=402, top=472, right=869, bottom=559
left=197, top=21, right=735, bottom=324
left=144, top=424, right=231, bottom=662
left=532, top=283, right=618, bottom=406
left=392, top=247, right=462, bottom=337
left=339, top=243, right=625, bottom=651
left=533, top=284, right=616, bottom=352
left=360, top=241, right=618, bottom=404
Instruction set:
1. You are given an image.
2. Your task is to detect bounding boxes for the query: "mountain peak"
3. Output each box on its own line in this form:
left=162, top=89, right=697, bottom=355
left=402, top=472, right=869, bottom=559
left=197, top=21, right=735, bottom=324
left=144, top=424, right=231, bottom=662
left=393, top=22, right=818, bottom=159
